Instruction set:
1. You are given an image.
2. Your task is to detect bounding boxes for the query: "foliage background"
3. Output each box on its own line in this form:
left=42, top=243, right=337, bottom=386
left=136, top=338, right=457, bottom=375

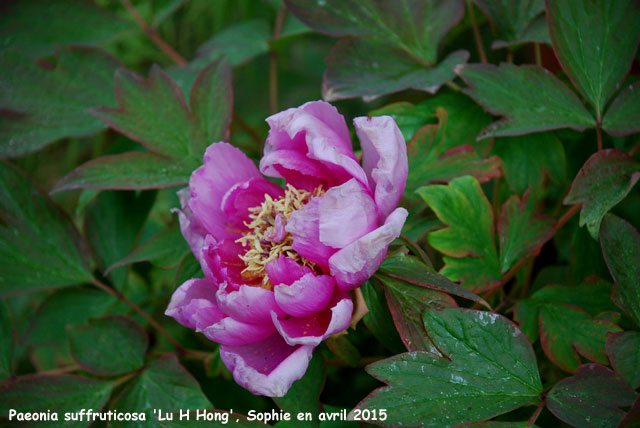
left=0, top=0, right=639, bottom=427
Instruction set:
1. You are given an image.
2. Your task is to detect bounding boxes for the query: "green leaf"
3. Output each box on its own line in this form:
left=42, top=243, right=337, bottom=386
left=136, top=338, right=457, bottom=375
left=458, top=63, right=596, bottom=139
left=547, top=0, right=640, bottom=119
left=273, top=353, right=324, bottom=428
left=25, top=287, right=116, bottom=347
left=190, top=59, right=233, bottom=145
left=618, top=397, right=640, bottom=428
left=67, top=315, right=148, bottom=376
left=607, top=331, right=640, bottom=389
left=0, top=301, right=12, bottom=380
left=353, top=308, right=542, bottom=428
left=0, top=375, right=112, bottom=426
left=492, top=132, right=566, bottom=196
left=0, top=163, right=93, bottom=296
left=418, top=176, right=501, bottom=292
left=284, top=0, right=464, bottom=64
left=84, top=191, right=155, bottom=289
left=539, top=303, right=621, bottom=372
left=457, top=423, right=538, bottom=428
left=375, top=273, right=456, bottom=353
left=378, top=253, right=490, bottom=308
left=325, top=336, right=361, bottom=367
left=602, top=83, right=640, bottom=136
left=547, top=364, right=637, bottom=428
left=498, top=191, right=554, bottom=273
left=174, top=253, right=203, bottom=288
left=107, top=223, right=190, bottom=273
left=323, top=39, right=468, bottom=101
left=600, top=214, right=640, bottom=327
left=405, top=109, right=501, bottom=195
left=513, top=279, right=619, bottom=343
left=0, top=0, right=133, bottom=58
left=564, top=150, right=640, bottom=239
left=473, top=0, right=549, bottom=48
left=0, top=47, right=119, bottom=158
left=110, top=355, right=211, bottom=426
left=370, top=92, right=492, bottom=144
left=51, top=152, right=192, bottom=192
left=360, top=280, right=405, bottom=354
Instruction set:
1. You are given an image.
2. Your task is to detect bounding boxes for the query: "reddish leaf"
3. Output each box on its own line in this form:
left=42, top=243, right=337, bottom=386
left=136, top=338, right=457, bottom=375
left=619, top=396, right=640, bottom=428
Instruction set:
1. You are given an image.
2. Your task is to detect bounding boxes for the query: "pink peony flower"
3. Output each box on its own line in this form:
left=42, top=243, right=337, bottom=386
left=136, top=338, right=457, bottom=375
left=166, top=101, right=408, bottom=397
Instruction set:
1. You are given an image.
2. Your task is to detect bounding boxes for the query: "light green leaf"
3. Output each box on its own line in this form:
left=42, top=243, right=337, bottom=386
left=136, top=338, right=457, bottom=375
left=458, top=63, right=596, bottom=139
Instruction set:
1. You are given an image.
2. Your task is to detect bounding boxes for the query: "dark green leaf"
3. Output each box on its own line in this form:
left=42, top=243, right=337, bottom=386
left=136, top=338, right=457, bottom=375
left=607, top=331, right=640, bottom=389
left=600, top=214, right=640, bottom=327
left=0, top=0, right=133, bottom=58
left=547, top=364, right=637, bottom=428
left=190, top=59, right=233, bottom=145
left=539, top=303, right=621, bottom=372
left=0, top=301, right=12, bottom=380
left=353, top=308, right=542, bottom=428
left=417, top=176, right=501, bottom=292
left=110, top=355, right=211, bottom=427
left=405, top=109, right=501, bottom=195
left=361, top=280, right=405, bottom=354
left=473, top=0, right=549, bottom=48
left=376, top=273, right=456, bottom=353
left=273, top=353, right=324, bottom=428
left=0, top=163, right=92, bottom=296
left=492, top=132, right=566, bottom=196
left=25, top=287, right=116, bottom=347
left=0, top=48, right=119, bottom=158
left=565, top=150, right=640, bottom=239
left=174, top=253, right=203, bottom=288
left=458, top=63, right=595, bottom=139
left=84, top=191, right=155, bottom=289
left=67, top=315, right=148, bottom=376
left=325, top=336, right=361, bottom=367
left=379, top=253, right=490, bottom=308
left=619, top=396, right=640, bottom=428
left=457, top=422, right=538, bottom=428
left=498, top=191, right=554, bottom=273
left=370, top=92, right=492, bottom=144
left=0, top=375, right=112, bottom=426
left=51, top=152, right=191, bottom=192
left=602, top=83, right=640, bottom=136
left=514, top=279, right=618, bottom=342
left=285, top=0, right=464, bottom=64
left=323, top=39, right=468, bottom=101
left=107, top=223, right=190, bottom=273
left=547, top=0, right=640, bottom=119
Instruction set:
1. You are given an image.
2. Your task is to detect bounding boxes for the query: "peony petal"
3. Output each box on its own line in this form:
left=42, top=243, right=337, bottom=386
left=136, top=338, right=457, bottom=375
left=201, top=237, right=262, bottom=288
left=165, top=278, right=221, bottom=330
left=216, top=282, right=284, bottom=323
left=274, top=273, right=335, bottom=317
left=174, top=188, right=209, bottom=262
left=259, top=149, right=334, bottom=191
left=189, top=143, right=262, bottom=240
left=286, top=197, right=336, bottom=267
left=354, top=116, right=408, bottom=218
left=271, top=292, right=353, bottom=346
left=220, top=334, right=314, bottom=397
left=221, top=177, right=284, bottom=226
left=329, top=207, right=408, bottom=292
left=265, top=255, right=308, bottom=286
left=202, top=315, right=275, bottom=346
left=318, top=178, right=379, bottom=248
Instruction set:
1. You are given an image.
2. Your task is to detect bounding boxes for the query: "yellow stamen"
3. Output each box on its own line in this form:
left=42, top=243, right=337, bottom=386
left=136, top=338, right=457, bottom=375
left=235, top=184, right=324, bottom=289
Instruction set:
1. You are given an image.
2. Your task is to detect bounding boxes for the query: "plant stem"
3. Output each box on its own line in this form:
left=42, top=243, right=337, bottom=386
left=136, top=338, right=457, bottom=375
left=534, top=43, right=542, bottom=66
left=121, top=0, right=187, bottom=66
left=527, top=397, right=546, bottom=427
left=466, top=0, right=487, bottom=63
left=269, top=8, right=287, bottom=114
left=445, top=81, right=462, bottom=91
left=232, top=112, right=263, bottom=146
left=506, top=50, right=513, bottom=63
left=38, top=365, right=80, bottom=375
left=90, top=278, right=186, bottom=354
left=630, top=137, right=640, bottom=156
left=596, top=124, right=603, bottom=151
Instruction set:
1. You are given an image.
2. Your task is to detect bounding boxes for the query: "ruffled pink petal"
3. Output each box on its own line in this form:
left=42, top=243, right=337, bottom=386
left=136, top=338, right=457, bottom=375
left=265, top=213, right=286, bottom=242
left=220, top=334, right=314, bottom=397
left=165, top=278, right=220, bottom=330
left=216, top=282, right=284, bottom=323
left=274, top=273, right=335, bottom=318
left=189, top=143, right=262, bottom=240
left=354, top=116, right=408, bottom=218
left=265, top=255, right=309, bottom=286
left=221, top=177, right=284, bottom=226
left=201, top=237, right=262, bottom=288
left=202, top=315, right=275, bottom=346
left=318, top=178, right=379, bottom=248
left=174, top=188, right=208, bottom=262
left=260, top=149, right=337, bottom=191
left=329, top=207, right=408, bottom=292
left=286, top=197, right=337, bottom=267
left=262, top=101, right=368, bottom=189
left=271, top=292, right=353, bottom=346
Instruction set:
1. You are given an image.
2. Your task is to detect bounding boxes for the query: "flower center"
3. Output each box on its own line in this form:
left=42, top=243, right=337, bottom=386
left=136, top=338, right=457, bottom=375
left=235, top=184, right=324, bottom=289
